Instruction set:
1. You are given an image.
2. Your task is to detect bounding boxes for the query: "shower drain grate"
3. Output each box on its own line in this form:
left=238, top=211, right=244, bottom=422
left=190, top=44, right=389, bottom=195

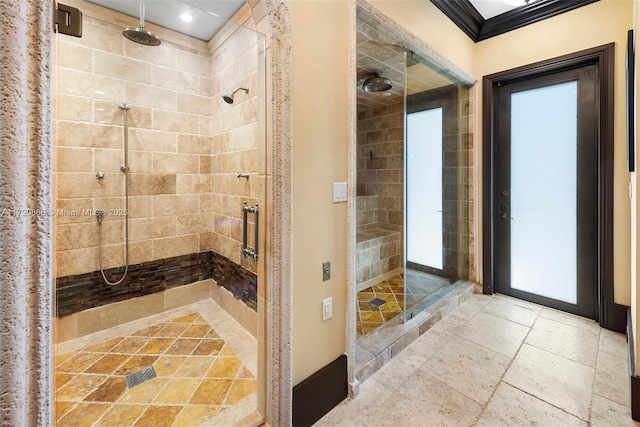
left=369, top=297, right=387, bottom=307
left=125, top=366, right=157, bottom=389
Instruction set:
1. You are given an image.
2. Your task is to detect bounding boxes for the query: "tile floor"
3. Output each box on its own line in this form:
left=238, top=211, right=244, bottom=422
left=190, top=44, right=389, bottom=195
left=356, top=271, right=451, bottom=338
left=320, top=293, right=639, bottom=426
left=54, top=300, right=257, bottom=427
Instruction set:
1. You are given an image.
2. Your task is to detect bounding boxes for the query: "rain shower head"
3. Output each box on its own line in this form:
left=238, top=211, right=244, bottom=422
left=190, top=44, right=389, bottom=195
left=123, top=26, right=161, bottom=46
left=362, top=74, right=392, bottom=93
left=123, top=1, right=161, bottom=46
left=223, top=87, right=249, bottom=104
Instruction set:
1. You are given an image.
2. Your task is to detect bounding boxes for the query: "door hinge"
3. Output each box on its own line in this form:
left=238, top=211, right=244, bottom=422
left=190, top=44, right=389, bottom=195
left=55, top=3, right=82, bottom=38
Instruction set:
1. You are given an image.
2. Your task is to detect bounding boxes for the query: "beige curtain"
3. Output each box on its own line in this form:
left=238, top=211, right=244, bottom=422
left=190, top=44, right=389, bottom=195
left=0, top=0, right=53, bottom=425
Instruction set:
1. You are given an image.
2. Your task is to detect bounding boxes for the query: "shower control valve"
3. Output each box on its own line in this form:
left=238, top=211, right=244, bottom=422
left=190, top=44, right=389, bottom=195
left=96, top=172, right=105, bottom=180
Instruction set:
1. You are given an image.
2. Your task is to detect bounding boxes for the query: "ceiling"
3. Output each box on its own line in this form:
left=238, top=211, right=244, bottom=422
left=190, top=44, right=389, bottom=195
left=431, top=0, right=599, bottom=42
left=469, top=0, right=528, bottom=19
left=356, top=9, right=455, bottom=110
left=86, top=0, right=246, bottom=41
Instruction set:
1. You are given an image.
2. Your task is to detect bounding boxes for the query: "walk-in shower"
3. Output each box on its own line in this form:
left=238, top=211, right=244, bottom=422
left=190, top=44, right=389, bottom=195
left=54, top=0, right=267, bottom=425
left=355, top=6, right=473, bottom=338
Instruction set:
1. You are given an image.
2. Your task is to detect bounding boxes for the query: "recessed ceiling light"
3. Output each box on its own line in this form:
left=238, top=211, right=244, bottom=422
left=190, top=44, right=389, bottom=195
left=180, top=13, right=193, bottom=22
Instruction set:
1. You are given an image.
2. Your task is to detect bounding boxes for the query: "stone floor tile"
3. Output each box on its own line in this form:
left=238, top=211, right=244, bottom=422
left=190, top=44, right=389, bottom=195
left=476, top=382, right=586, bottom=426
left=458, top=311, right=530, bottom=357
left=526, top=316, right=599, bottom=367
left=503, top=344, right=594, bottom=420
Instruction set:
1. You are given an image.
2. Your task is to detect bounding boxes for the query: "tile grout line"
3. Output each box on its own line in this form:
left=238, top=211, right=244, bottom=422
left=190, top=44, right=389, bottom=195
left=469, top=296, right=541, bottom=426
left=476, top=299, right=597, bottom=424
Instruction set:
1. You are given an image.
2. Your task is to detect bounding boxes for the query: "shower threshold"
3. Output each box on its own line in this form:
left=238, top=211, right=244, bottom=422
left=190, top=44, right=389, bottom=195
left=355, top=280, right=475, bottom=386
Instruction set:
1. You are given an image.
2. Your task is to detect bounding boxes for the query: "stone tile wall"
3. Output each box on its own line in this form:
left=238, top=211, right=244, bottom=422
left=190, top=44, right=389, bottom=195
left=54, top=1, right=264, bottom=294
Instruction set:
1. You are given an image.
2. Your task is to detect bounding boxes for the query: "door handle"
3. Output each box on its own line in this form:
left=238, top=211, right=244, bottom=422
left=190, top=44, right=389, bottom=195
left=500, top=213, right=514, bottom=220
left=242, top=201, right=259, bottom=263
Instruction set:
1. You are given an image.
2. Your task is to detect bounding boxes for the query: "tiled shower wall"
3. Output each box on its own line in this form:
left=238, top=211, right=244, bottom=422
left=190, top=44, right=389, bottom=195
left=210, top=15, right=263, bottom=275
left=356, top=86, right=475, bottom=283
left=55, top=0, right=262, bottom=302
left=356, top=102, right=404, bottom=234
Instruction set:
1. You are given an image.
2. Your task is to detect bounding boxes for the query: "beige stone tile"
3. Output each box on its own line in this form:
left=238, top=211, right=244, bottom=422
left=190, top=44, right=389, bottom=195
left=129, top=129, right=177, bottom=153
left=76, top=293, right=165, bottom=337
left=476, top=382, right=586, bottom=427
left=449, top=295, right=489, bottom=320
left=58, top=42, right=92, bottom=72
left=55, top=314, right=78, bottom=344
left=590, top=394, right=639, bottom=427
left=503, top=344, right=594, bottom=420
left=153, top=66, right=199, bottom=94
left=539, top=307, right=601, bottom=333
left=177, top=134, right=211, bottom=155
left=368, top=340, right=436, bottom=392
left=593, top=350, right=631, bottom=406
left=176, top=175, right=212, bottom=194
left=387, top=370, right=482, bottom=425
left=73, top=21, right=122, bottom=55
left=481, top=297, right=541, bottom=327
left=57, top=121, right=121, bottom=149
left=129, top=217, right=176, bottom=242
left=152, top=234, right=199, bottom=259
left=176, top=50, right=212, bottom=77
left=94, top=50, right=151, bottom=84
left=177, top=93, right=213, bottom=116
left=152, top=152, right=199, bottom=174
left=125, top=42, right=176, bottom=68
left=526, top=316, right=599, bottom=367
left=125, top=82, right=176, bottom=111
left=420, top=336, right=510, bottom=405
left=58, top=68, right=124, bottom=102
left=458, top=311, right=530, bottom=358
left=152, top=194, right=199, bottom=217
left=164, top=286, right=193, bottom=311
left=129, top=174, right=177, bottom=196
left=599, top=329, right=629, bottom=359
left=55, top=198, right=95, bottom=225
left=56, top=95, right=93, bottom=122
left=56, top=247, right=97, bottom=277
left=152, top=110, right=199, bottom=134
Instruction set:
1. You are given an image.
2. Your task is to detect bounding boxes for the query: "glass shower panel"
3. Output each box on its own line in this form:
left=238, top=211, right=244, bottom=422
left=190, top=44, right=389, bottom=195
left=406, top=108, right=443, bottom=270
left=403, top=51, right=470, bottom=322
left=510, top=82, right=578, bottom=304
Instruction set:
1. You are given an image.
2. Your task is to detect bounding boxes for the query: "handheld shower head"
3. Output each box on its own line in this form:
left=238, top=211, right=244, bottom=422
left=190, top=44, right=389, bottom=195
left=222, top=87, right=249, bottom=104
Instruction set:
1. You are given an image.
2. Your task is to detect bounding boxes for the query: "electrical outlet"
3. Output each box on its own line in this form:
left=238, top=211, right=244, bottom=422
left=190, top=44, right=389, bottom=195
left=322, top=297, right=333, bottom=321
left=323, top=261, right=331, bottom=281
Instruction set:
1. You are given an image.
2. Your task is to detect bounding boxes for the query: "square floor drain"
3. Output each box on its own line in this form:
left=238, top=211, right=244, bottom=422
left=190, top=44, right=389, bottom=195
left=125, top=366, right=157, bottom=389
left=369, top=297, right=387, bottom=307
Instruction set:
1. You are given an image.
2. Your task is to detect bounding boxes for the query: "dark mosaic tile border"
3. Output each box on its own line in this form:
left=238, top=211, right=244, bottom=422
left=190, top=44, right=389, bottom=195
left=211, top=252, right=258, bottom=311
left=56, top=251, right=257, bottom=317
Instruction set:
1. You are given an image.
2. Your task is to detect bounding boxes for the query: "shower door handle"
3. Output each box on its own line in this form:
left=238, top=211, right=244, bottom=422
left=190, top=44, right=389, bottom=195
left=242, top=202, right=259, bottom=263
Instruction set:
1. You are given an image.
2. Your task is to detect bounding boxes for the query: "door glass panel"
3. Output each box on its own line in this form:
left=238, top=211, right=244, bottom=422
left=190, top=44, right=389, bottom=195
left=510, top=81, right=578, bottom=304
left=406, top=108, right=443, bottom=269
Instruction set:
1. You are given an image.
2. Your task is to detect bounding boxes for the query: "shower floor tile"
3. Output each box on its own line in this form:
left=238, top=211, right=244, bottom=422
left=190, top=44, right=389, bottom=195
left=356, top=271, right=451, bottom=338
left=55, top=304, right=256, bottom=427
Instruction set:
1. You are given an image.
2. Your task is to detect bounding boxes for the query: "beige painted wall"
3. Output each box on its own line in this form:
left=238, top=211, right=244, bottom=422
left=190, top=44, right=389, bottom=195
left=290, top=0, right=350, bottom=385
left=474, top=0, right=634, bottom=306
left=632, top=0, right=639, bottom=370
left=289, top=0, right=474, bottom=385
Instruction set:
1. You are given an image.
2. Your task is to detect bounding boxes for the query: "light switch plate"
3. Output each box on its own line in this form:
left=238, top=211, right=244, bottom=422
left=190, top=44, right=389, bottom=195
left=322, top=297, right=333, bottom=321
left=333, top=182, right=347, bottom=203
